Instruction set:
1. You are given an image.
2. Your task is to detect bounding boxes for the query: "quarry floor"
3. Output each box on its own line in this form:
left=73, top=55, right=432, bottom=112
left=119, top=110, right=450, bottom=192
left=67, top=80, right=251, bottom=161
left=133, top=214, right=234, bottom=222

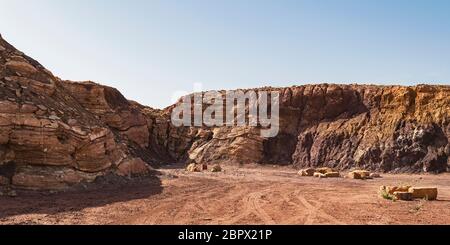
left=0, top=164, right=449, bottom=225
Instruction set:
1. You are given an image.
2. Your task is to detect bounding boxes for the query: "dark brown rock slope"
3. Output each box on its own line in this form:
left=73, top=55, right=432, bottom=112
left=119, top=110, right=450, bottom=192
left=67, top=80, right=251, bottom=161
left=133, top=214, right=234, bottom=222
left=1, top=34, right=449, bottom=189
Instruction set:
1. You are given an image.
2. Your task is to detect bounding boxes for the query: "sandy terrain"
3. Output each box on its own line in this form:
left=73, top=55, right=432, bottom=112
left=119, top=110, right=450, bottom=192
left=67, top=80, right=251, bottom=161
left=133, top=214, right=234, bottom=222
left=1, top=164, right=449, bottom=225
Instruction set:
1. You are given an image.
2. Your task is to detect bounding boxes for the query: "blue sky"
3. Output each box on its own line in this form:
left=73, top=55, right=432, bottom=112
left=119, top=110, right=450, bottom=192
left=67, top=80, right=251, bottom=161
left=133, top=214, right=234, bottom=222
left=1, top=0, right=449, bottom=108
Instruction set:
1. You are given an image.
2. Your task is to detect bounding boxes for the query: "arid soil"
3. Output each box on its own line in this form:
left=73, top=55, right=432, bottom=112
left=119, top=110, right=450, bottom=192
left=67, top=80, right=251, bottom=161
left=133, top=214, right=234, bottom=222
left=1, top=165, right=449, bottom=225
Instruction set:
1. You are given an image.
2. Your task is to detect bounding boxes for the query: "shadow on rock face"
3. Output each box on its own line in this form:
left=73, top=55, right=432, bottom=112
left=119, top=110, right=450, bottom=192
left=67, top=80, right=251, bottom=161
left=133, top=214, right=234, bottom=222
left=0, top=162, right=16, bottom=181
left=0, top=172, right=163, bottom=221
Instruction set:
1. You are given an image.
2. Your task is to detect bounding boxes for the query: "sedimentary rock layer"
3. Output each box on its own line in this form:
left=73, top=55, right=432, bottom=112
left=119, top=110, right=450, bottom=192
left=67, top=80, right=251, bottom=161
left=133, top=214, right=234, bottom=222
left=153, top=85, right=449, bottom=174
left=0, top=34, right=151, bottom=189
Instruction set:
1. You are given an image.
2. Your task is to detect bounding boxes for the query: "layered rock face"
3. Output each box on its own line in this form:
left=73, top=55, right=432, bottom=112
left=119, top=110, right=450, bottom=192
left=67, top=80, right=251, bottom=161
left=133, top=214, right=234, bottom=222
left=284, top=85, right=449, bottom=173
left=154, top=85, right=449, bottom=174
left=0, top=34, right=449, bottom=189
left=0, top=35, right=151, bottom=190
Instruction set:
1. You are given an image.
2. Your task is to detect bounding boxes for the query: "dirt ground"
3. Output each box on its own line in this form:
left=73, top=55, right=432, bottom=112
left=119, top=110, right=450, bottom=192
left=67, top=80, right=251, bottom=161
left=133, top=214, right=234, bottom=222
left=1, top=164, right=449, bottom=225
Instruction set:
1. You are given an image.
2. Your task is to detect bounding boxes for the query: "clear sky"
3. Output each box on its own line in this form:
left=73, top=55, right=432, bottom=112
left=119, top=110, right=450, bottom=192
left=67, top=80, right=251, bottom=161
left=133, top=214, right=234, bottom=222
left=1, top=0, right=449, bottom=108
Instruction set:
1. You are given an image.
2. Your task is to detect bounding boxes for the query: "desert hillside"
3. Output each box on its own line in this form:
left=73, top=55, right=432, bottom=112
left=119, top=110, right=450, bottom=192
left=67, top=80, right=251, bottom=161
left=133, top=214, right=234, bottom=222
left=0, top=34, right=449, bottom=190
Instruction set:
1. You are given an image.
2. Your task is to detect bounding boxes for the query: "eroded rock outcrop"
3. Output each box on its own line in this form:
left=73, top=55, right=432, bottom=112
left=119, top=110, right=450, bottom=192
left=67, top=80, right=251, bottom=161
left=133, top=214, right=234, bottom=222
left=144, top=84, right=448, bottom=174
left=0, top=34, right=151, bottom=190
left=289, top=85, right=449, bottom=173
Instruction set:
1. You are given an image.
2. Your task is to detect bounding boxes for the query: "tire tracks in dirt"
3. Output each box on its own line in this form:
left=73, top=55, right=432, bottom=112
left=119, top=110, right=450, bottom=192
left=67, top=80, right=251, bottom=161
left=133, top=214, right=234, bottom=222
left=295, top=190, right=346, bottom=225
left=227, top=188, right=276, bottom=224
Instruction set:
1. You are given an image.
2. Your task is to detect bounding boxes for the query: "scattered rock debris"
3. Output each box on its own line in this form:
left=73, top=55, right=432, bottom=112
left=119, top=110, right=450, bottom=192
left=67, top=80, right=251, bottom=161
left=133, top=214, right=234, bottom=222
left=380, top=186, right=438, bottom=201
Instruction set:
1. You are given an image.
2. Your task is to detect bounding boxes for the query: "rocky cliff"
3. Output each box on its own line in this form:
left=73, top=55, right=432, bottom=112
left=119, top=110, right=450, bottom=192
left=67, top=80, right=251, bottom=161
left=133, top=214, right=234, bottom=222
left=154, top=85, right=449, bottom=174
left=0, top=34, right=152, bottom=189
left=0, top=34, right=449, bottom=189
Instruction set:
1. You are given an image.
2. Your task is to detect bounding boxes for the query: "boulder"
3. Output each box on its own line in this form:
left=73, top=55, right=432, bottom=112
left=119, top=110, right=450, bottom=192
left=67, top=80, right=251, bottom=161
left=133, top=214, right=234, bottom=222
left=315, top=167, right=334, bottom=174
left=354, top=170, right=371, bottom=178
left=348, top=171, right=362, bottom=179
left=116, top=158, right=151, bottom=177
left=324, top=172, right=340, bottom=178
left=298, top=168, right=315, bottom=176
left=348, top=170, right=372, bottom=179
left=408, top=187, right=438, bottom=200
left=393, top=191, right=413, bottom=201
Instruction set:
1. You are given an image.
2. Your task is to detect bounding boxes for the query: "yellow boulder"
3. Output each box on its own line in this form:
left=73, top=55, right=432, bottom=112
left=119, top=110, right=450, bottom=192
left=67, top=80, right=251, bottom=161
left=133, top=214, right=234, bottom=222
left=354, top=170, right=371, bottom=178
left=315, top=167, right=334, bottom=174
left=298, top=168, right=315, bottom=176
left=348, top=171, right=362, bottom=179
left=325, top=172, right=340, bottom=178
left=408, top=187, right=438, bottom=200
left=348, top=170, right=372, bottom=179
